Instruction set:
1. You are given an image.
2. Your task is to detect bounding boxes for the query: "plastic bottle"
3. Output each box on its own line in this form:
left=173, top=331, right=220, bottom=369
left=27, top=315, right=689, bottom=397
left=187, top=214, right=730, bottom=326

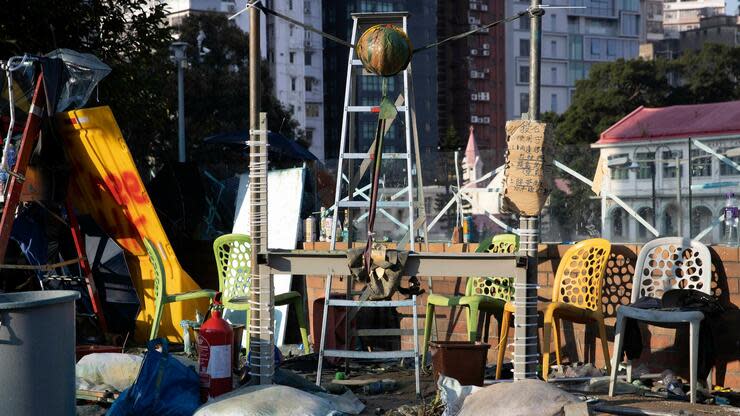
left=341, top=209, right=350, bottom=242
left=319, top=207, right=327, bottom=242
left=725, top=193, right=737, bottom=246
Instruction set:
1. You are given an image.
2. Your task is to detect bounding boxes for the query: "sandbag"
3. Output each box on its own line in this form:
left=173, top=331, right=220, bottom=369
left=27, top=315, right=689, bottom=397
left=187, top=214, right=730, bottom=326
left=76, top=353, right=143, bottom=392
left=458, top=379, right=579, bottom=416
left=194, top=385, right=342, bottom=416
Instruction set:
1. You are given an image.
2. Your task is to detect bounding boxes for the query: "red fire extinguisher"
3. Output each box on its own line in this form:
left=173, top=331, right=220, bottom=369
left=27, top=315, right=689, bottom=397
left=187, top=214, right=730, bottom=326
left=198, top=292, right=234, bottom=402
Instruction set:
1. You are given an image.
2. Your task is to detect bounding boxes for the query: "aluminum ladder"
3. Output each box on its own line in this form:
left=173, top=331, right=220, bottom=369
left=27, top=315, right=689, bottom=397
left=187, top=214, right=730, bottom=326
left=316, top=12, right=425, bottom=397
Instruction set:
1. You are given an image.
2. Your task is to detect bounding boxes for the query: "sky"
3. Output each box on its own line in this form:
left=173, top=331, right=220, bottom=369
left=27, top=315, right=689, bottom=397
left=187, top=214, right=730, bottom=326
left=729, top=0, right=739, bottom=15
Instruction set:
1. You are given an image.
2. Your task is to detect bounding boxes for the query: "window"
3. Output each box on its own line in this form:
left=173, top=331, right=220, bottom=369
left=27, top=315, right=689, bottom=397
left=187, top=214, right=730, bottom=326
left=519, top=39, right=530, bottom=56
left=305, top=128, right=314, bottom=144
left=610, top=153, right=630, bottom=180
left=690, top=149, right=711, bottom=177
left=621, top=14, right=639, bottom=37
left=637, top=207, right=654, bottom=239
left=569, top=35, right=583, bottom=60
left=291, top=77, right=296, bottom=91
left=568, top=16, right=580, bottom=33
left=662, top=150, right=682, bottom=178
left=520, top=16, right=530, bottom=30
left=289, top=0, right=293, bottom=10
left=635, top=152, right=652, bottom=179
left=550, top=67, right=557, bottom=84
left=289, top=52, right=295, bottom=64
left=304, top=0, right=310, bottom=14
left=289, top=24, right=294, bottom=37
left=607, top=39, right=617, bottom=56
left=612, top=209, right=625, bottom=238
left=720, top=148, right=740, bottom=176
left=520, top=93, right=529, bottom=115
left=305, top=76, right=313, bottom=92
left=519, top=65, right=530, bottom=83
left=550, top=14, right=556, bottom=31
left=304, top=51, right=312, bottom=66
left=550, top=94, right=557, bottom=112
left=306, top=103, right=320, bottom=117
left=550, top=40, right=557, bottom=57
left=591, top=39, right=601, bottom=56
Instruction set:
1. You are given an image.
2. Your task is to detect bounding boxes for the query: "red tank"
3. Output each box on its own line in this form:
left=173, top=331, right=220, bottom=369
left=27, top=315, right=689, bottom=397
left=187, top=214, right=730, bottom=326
left=197, top=293, right=234, bottom=401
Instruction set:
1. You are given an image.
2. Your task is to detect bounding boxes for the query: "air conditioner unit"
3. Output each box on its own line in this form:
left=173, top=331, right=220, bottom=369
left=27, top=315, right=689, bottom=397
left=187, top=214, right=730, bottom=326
left=483, top=116, right=491, bottom=124
left=481, top=4, right=488, bottom=11
left=470, top=2, right=478, bottom=10
left=304, top=40, right=312, bottom=47
left=470, top=49, right=479, bottom=56
left=468, top=17, right=479, bottom=24
left=482, top=49, right=490, bottom=56
left=471, top=115, right=480, bottom=123
left=470, top=70, right=478, bottom=78
left=482, top=43, right=490, bottom=49
left=471, top=93, right=478, bottom=101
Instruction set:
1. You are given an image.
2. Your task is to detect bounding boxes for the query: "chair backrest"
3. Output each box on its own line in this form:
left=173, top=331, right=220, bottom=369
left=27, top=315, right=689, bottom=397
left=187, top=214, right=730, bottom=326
left=552, top=238, right=611, bottom=312
left=631, top=237, right=712, bottom=303
left=465, top=234, right=519, bottom=302
left=213, top=233, right=252, bottom=310
left=143, top=238, right=166, bottom=305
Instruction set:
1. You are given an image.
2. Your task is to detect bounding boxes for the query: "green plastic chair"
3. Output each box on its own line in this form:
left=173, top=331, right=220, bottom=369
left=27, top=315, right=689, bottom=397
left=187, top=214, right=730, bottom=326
left=213, top=233, right=311, bottom=353
left=422, top=234, right=519, bottom=366
left=144, top=238, right=217, bottom=340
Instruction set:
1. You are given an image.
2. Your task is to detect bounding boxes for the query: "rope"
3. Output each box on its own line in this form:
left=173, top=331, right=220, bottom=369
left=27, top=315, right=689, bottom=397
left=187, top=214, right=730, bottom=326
left=0, top=258, right=84, bottom=271
left=234, top=1, right=533, bottom=54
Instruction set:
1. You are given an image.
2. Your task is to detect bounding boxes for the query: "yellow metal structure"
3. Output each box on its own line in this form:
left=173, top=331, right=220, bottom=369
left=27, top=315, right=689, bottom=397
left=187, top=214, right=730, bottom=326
left=56, top=106, right=208, bottom=342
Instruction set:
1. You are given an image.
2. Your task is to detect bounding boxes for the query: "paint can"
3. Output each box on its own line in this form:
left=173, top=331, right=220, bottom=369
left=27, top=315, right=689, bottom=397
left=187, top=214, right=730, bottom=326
left=463, top=216, right=473, bottom=243
left=304, top=215, right=316, bottom=242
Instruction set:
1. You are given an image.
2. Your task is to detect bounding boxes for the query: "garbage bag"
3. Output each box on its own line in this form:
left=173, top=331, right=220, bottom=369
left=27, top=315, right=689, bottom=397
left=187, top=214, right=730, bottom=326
left=107, top=339, right=200, bottom=416
left=76, top=353, right=143, bottom=392
left=457, top=379, right=578, bottom=416
left=193, top=385, right=342, bottom=416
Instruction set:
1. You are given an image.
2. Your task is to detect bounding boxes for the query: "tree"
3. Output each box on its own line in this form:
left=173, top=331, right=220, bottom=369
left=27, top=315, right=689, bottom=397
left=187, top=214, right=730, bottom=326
left=1, top=0, right=174, bottom=171
left=173, top=13, right=301, bottom=176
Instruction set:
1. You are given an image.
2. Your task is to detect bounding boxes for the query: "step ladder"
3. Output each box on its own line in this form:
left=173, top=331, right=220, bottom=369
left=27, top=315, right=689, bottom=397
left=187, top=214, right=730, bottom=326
left=316, top=12, right=425, bottom=397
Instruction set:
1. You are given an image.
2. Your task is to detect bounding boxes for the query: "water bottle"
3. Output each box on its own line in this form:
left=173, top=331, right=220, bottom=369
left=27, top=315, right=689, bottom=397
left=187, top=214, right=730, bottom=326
left=725, top=193, right=737, bottom=246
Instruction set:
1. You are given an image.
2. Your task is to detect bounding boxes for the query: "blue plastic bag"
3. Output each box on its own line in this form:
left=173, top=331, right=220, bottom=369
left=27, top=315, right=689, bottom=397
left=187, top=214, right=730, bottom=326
left=108, top=338, right=200, bottom=416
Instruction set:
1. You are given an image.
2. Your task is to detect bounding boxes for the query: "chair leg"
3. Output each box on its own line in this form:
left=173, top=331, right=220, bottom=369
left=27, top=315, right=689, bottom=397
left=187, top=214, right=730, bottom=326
left=609, top=313, right=627, bottom=397
left=495, top=309, right=511, bottom=380
left=149, top=300, right=165, bottom=340
left=292, top=297, right=311, bottom=354
left=542, top=311, right=554, bottom=380
left=597, top=318, right=612, bottom=374
left=552, top=318, right=562, bottom=368
left=422, top=303, right=435, bottom=367
left=467, top=302, right=480, bottom=342
left=689, top=320, right=700, bottom=404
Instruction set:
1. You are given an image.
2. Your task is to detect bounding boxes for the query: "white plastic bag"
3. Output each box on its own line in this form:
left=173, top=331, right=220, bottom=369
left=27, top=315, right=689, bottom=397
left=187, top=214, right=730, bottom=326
left=76, top=353, right=142, bottom=392
left=194, top=385, right=343, bottom=416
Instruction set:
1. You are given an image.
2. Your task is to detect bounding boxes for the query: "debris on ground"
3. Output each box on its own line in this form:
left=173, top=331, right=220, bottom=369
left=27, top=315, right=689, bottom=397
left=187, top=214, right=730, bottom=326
left=456, top=379, right=579, bottom=416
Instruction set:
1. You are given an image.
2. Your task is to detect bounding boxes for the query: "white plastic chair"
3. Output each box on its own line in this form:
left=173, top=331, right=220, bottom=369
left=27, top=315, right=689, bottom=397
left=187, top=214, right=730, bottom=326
left=608, top=237, right=712, bottom=404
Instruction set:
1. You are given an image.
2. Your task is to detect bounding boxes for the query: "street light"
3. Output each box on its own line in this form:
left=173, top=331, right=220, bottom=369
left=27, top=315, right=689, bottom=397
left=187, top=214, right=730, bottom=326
left=170, top=41, right=189, bottom=163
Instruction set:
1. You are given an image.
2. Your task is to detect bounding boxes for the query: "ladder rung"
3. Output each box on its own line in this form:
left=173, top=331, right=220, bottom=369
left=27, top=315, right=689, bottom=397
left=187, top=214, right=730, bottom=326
left=337, top=200, right=410, bottom=209
left=351, top=59, right=363, bottom=66
left=347, top=105, right=406, bottom=113
left=323, top=349, right=417, bottom=359
left=343, top=152, right=409, bottom=160
left=327, top=299, right=416, bottom=307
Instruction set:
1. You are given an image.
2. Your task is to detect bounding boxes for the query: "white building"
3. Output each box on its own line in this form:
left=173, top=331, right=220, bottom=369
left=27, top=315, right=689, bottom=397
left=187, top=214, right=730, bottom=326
left=505, top=0, right=642, bottom=119
left=662, top=0, right=725, bottom=38
left=156, top=0, right=324, bottom=160
left=593, top=100, right=740, bottom=244
left=265, top=0, right=325, bottom=161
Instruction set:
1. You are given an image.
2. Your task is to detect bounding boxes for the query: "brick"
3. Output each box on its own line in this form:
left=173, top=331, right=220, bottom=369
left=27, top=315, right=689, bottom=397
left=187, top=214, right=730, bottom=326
left=723, top=262, right=740, bottom=279
left=711, top=246, right=739, bottom=263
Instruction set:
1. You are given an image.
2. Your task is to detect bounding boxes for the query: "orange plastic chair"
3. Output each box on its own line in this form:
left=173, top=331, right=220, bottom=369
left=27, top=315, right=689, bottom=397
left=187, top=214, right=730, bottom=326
left=496, top=238, right=612, bottom=380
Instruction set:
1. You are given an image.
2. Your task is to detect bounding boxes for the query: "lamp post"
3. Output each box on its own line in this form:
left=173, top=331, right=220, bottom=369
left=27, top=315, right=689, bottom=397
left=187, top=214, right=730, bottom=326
left=170, top=42, right=188, bottom=163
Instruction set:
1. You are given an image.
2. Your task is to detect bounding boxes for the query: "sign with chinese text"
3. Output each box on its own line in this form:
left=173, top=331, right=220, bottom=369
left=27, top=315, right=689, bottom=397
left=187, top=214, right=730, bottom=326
left=502, top=120, right=554, bottom=216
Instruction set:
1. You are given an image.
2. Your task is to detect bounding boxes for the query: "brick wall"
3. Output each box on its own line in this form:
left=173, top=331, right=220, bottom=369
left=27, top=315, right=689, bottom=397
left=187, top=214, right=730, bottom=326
left=300, top=242, right=740, bottom=388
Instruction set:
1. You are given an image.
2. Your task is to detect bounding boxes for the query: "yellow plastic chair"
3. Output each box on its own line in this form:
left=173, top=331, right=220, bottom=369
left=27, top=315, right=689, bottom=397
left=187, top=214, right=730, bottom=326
left=496, top=238, right=612, bottom=380
left=145, top=239, right=217, bottom=340
left=422, top=234, right=519, bottom=366
left=213, top=233, right=310, bottom=353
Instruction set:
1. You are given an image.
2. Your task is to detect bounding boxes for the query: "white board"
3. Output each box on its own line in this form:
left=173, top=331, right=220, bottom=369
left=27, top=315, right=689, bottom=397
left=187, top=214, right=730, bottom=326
left=228, top=167, right=305, bottom=348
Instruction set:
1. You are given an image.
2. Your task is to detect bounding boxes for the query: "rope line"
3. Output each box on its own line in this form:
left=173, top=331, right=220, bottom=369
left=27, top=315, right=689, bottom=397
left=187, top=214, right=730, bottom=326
left=234, top=1, right=533, bottom=54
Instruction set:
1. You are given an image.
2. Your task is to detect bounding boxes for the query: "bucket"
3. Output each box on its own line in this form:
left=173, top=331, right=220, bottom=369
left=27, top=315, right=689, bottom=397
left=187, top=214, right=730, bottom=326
left=0, top=290, right=80, bottom=416
left=429, top=341, right=490, bottom=386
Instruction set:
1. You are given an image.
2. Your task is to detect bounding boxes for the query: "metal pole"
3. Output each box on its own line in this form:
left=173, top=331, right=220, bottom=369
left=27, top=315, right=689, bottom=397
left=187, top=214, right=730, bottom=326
left=651, top=162, right=657, bottom=228
left=513, top=0, right=542, bottom=381
left=676, top=154, right=682, bottom=235
left=177, top=59, right=186, bottom=163
left=248, top=5, right=273, bottom=385
left=688, top=138, right=692, bottom=236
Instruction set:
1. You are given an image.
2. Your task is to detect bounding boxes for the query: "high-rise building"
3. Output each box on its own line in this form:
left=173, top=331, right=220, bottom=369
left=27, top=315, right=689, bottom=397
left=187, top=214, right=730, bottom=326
left=662, top=0, right=725, bottom=38
left=322, top=1, right=438, bottom=162
left=642, top=0, right=666, bottom=42
left=505, top=0, right=643, bottom=121
left=437, top=0, right=507, bottom=166
left=158, top=0, right=325, bottom=160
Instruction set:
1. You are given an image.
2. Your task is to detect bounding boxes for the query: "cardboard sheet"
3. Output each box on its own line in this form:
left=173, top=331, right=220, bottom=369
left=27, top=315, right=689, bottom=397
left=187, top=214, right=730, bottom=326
left=502, top=120, right=554, bottom=216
